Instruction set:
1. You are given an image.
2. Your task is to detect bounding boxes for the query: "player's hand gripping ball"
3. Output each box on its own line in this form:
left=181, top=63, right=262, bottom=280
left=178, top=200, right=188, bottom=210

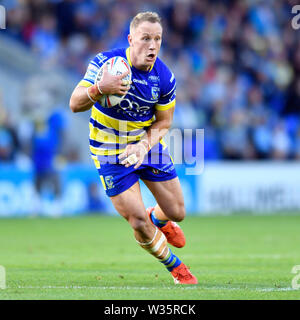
left=96, top=56, right=132, bottom=107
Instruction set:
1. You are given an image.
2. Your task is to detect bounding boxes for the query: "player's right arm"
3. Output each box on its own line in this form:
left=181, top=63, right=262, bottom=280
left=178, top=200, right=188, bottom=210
left=69, top=85, right=100, bottom=113
left=69, top=63, right=130, bottom=113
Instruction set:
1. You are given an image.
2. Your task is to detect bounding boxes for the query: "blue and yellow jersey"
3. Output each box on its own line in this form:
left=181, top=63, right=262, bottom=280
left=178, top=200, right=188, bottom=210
left=78, top=47, right=176, bottom=159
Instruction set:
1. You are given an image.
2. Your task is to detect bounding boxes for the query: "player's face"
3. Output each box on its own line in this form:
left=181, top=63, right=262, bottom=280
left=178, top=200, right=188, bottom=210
left=128, top=21, right=162, bottom=71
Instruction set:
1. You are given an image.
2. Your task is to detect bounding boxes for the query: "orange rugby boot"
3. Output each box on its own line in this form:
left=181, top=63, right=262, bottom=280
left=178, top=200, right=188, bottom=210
left=171, top=262, right=198, bottom=285
left=147, top=207, right=186, bottom=248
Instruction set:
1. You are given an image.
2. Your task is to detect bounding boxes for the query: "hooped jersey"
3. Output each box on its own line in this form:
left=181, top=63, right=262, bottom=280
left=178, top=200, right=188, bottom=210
left=78, top=47, right=176, bottom=159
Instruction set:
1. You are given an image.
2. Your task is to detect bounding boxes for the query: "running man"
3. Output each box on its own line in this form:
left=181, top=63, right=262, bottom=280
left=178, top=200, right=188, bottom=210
left=69, top=12, right=197, bottom=284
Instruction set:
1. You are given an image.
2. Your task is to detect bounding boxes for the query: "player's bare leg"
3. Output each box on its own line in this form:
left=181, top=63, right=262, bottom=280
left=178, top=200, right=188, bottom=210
left=110, top=181, right=197, bottom=284
left=153, top=203, right=173, bottom=221
left=110, top=181, right=155, bottom=243
left=143, top=177, right=185, bottom=221
left=143, top=177, right=186, bottom=248
left=142, top=177, right=198, bottom=283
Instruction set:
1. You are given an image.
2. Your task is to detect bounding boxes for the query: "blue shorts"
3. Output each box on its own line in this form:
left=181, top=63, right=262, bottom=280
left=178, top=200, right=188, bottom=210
left=92, top=142, right=177, bottom=197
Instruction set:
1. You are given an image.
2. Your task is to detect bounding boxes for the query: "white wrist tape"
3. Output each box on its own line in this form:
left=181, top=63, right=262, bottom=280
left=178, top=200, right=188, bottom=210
left=140, top=139, right=151, bottom=152
left=86, top=87, right=97, bottom=103
left=96, top=82, right=104, bottom=95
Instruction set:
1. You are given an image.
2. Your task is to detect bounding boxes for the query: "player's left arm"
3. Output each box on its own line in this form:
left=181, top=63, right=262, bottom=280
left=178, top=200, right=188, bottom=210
left=119, top=66, right=176, bottom=169
left=140, top=106, right=174, bottom=152
left=141, top=69, right=176, bottom=158
left=119, top=105, right=175, bottom=169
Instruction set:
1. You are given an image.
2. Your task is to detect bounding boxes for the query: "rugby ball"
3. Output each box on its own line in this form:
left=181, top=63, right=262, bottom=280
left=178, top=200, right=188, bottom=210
left=95, top=56, right=131, bottom=108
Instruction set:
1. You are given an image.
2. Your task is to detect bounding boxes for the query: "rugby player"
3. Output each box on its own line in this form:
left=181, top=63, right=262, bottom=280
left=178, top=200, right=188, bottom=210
left=69, top=12, right=197, bottom=284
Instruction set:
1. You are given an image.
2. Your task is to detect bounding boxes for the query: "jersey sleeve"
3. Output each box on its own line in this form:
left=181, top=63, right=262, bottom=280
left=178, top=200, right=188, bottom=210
left=155, top=68, right=176, bottom=111
left=77, top=53, right=110, bottom=88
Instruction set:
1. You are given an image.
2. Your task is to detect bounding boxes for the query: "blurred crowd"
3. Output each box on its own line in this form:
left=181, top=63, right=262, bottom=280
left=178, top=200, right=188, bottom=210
left=1, top=0, right=300, bottom=162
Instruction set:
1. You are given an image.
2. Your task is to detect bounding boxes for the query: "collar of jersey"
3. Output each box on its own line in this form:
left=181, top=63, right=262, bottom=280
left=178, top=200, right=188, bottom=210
left=126, top=47, right=154, bottom=72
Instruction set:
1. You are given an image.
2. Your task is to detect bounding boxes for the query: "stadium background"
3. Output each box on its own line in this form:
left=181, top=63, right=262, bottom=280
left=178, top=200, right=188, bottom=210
left=0, top=0, right=299, bottom=217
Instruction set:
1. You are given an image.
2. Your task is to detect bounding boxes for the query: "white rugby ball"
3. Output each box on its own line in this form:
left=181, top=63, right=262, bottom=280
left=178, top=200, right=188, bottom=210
left=95, top=56, right=131, bottom=108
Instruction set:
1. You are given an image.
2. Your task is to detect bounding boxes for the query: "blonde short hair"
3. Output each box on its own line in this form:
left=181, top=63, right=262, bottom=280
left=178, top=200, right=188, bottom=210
left=130, top=12, right=162, bottom=33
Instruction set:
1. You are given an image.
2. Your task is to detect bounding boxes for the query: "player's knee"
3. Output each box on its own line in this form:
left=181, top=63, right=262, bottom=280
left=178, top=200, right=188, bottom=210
left=173, top=213, right=185, bottom=223
left=177, top=203, right=185, bottom=222
left=172, top=203, right=185, bottom=222
left=129, top=216, right=148, bottom=232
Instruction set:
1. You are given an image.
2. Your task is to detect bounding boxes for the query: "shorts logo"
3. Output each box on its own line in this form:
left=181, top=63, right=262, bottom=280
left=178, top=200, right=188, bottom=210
left=152, top=168, right=159, bottom=175
left=151, top=87, right=160, bottom=100
left=105, top=176, right=114, bottom=189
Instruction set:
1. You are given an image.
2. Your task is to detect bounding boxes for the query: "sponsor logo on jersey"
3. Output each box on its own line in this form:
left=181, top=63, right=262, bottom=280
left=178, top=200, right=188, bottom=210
left=118, top=98, right=151, bottom=117
left=148, top=75, right=160, bottom=83
left=133, top=79, right=148, bottom=85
